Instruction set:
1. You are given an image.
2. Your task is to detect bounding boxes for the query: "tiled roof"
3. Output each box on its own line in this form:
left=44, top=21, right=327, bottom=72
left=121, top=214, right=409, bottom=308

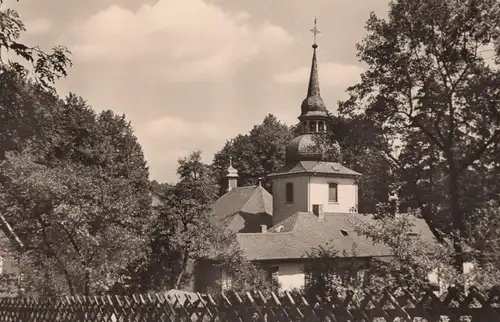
left=268, top=161, right=361, bottom=178
left=212, top=185, right=273, bottom=233
left=236, top=212, right=435, bottom=261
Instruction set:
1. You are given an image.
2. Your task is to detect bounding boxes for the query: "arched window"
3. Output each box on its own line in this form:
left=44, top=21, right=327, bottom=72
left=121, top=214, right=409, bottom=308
left=318, top=121, right=325, bottom=132
left=309, top=121, right=317, bottom=133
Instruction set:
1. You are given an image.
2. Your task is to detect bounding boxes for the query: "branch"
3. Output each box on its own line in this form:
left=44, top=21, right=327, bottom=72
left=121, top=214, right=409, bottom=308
left=459, top=129, right=500, bottom=171
left=411, top=171, right=446, bottom=244
left=36, top=214, right=75, bottom=295
left=398, top=110, right=445, bottom=150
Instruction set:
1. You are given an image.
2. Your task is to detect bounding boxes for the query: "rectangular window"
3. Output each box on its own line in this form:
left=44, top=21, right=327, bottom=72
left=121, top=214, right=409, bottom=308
left=328, top=183, right=338, bottom=203
left=285, top=182, right=294, bottom=203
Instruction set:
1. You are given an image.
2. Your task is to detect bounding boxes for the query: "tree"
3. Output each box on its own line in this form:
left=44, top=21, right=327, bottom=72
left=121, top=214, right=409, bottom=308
left=212, top=114, right=293, bottom=193
left=142, top=152, right=225, bottom=291
left=0, top=0, right=71, bottom=88
left=313, top=114, right=397, bottom=214
left=140, top=151, right=279, bottom=293
left=0, top=67, right=59, bottom=161
left=339, top=0, right=500, bottom=266
left=304, top=215, right=500, bottom=303
left=0, top=95, right=152, bottom=296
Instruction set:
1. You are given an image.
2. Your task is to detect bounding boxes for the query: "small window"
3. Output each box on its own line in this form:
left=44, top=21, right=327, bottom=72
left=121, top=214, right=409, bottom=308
left=286, top=182, right=294, bottom=203
left=318, top=121, right=325, bottom=132
left=328, top=183, right=338, bottom=203
left=309, top=121, right=316, bottom=133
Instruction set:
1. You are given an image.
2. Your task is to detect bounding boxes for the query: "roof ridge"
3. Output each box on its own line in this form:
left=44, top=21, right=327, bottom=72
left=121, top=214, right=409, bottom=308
left=239, top=185, right=258, bottom=212
left=255, top=185, right=272, bottom=214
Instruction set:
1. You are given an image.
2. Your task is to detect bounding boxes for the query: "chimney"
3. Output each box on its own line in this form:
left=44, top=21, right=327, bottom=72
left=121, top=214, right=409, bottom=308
left=312, top=204, right=324, bottom=220
left=261, top=225, right=267, bottom=233
left=226, top=157, right=239, bottom=192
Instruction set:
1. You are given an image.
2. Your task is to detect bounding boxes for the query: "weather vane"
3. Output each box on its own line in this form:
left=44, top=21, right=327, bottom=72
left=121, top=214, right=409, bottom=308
left=310, top=17, right=321, bottom=46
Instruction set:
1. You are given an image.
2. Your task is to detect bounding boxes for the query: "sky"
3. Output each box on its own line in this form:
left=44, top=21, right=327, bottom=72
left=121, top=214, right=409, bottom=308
left=5, top=0, right=391, bottom=183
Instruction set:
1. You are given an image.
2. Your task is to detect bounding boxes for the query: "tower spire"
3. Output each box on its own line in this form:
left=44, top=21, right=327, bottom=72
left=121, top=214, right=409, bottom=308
left=307, top=17, right=321, bottom=97
left=301, top=18, right=326, bottom=115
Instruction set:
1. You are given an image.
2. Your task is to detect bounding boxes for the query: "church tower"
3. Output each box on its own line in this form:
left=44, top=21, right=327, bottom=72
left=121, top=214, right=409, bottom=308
left=268, top=19, right=361, bottom=225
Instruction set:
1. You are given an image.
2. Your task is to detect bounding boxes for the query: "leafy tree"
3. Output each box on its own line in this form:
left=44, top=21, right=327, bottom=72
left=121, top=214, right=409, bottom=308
left=0, top=0, right=71, bottom=88
left=0, top=67, right=59, bottom=161
left=470, top=200, right=500, bottom=271
left=209, top=242, right=281, bottom=295
left=304, top=215, right=500, bottom=303
left=140, top=151, right=279, bottom=293
left=0, top=95, right=152, bottom=296
left=313, top=114, right=396, bottom=214
left=212, top=114, right=293, bottom=193
left=339, top=0, right=500, bottom=266
left=141, top=152, right=226, bottom=290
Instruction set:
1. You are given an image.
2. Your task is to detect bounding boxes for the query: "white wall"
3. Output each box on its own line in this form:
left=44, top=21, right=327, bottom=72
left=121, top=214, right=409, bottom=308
left=309, top=176, right=357, bottom=213
left=272, top=175, right=309, bottom=225
left=272, top=175, right=358, bottom=226
left=278, top=262, right=305, bottom=291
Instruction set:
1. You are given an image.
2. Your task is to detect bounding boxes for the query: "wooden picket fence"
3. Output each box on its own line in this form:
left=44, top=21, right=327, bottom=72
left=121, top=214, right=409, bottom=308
left=0, top=286, right=500, bottom=321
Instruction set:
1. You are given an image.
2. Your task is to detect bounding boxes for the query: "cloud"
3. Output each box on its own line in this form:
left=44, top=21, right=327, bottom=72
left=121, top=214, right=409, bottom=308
left=135, top=116, right=225, bottom=181
left=51, top=0, right=372, bottom=183
left=274, top=62, right=364, bottom=87
left=64, top=0, right=294, bottom=82
left=24, top=18, right=53, bottom=35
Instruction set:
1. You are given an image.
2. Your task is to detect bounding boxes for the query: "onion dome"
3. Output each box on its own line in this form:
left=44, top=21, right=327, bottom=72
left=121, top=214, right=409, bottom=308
left=286, top=134, right=341, bottom=164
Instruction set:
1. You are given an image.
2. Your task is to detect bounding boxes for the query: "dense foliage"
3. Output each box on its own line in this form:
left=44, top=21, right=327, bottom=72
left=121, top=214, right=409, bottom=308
left=212, top=114, right=293, bottom=193
left=136, top=152, right=280, bottom=293
left=339, top=0, right=500, bottom=268
left=0, top=93, right=152, bottom=296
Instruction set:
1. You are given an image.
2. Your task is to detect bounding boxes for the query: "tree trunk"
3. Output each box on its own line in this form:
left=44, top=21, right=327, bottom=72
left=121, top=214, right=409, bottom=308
left=84, top=271, right=90, bottom=296
left=448, top=164, right=466, bottom=271
left=174, top=253, right=189, bottom=289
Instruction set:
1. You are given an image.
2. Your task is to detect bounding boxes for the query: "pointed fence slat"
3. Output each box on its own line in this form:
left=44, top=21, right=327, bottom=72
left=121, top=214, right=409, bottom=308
left=1, top=286, right=500, bottom=321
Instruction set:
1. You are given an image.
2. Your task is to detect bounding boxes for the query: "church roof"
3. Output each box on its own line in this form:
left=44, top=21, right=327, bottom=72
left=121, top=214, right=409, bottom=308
left=268, top=160, right=361, bottom=178
left=212, top=185, right=273, bottom=233
left=236, top=212, right=435, bottom=261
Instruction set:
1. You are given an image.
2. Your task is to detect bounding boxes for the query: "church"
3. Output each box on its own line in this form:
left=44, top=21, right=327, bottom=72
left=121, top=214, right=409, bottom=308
left=195, top=30, right=435, bottom=292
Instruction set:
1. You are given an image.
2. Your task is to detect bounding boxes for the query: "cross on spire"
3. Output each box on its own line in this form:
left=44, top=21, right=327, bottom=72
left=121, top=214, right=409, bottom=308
left=310, top=17, right=320, bottom=47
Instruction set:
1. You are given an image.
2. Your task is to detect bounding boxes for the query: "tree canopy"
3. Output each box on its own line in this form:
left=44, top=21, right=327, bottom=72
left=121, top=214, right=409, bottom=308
left=0, top=0, right=71, bottom=88
left=0, top=94, right=152, bottom=296
left=339, top=0, right=500, bottom=266
left=212, top=114, right=292, bottom=193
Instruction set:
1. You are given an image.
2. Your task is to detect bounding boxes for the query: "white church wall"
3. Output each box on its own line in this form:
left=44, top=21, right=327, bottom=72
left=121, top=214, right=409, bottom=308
left=278, top=262, right=305, bottom=291
left=272, top=175, right=309, bottom=225
left=309, top=176, right=357, bottom=213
